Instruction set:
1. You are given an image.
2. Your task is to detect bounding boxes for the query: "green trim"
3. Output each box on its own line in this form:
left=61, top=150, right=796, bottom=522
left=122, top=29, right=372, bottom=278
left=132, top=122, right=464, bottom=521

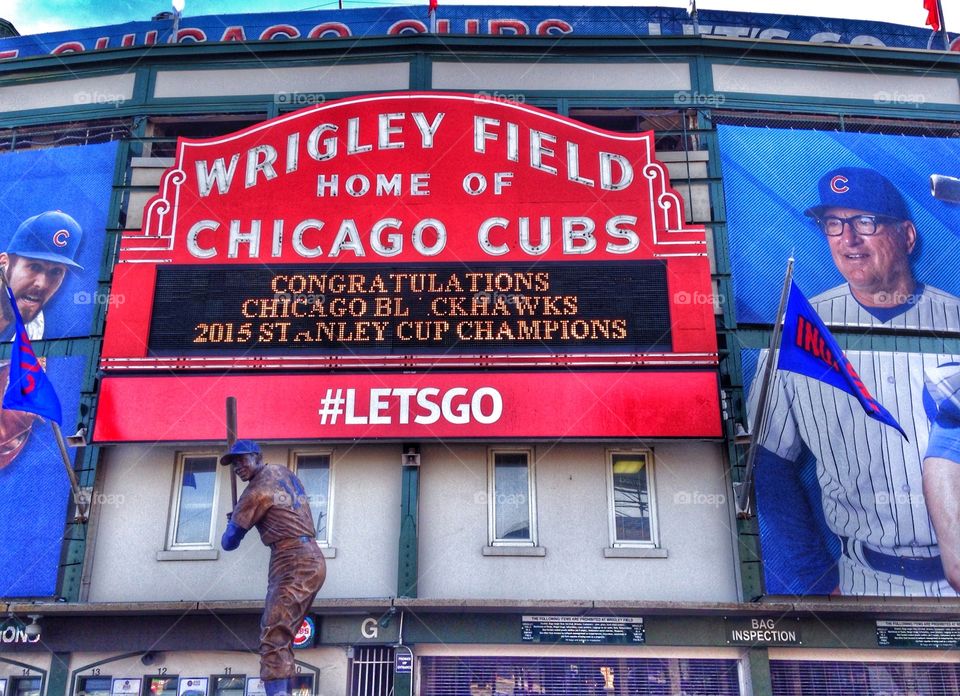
left=397, top=455, right=420, bottom=599
left=746, top=648, right=773, bottom=696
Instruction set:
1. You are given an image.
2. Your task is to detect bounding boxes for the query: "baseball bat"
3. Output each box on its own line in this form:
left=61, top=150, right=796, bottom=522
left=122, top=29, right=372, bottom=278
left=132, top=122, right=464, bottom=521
left=930, top=174, right=960, bottom=204
left=226, top=396, right=238, bottom=508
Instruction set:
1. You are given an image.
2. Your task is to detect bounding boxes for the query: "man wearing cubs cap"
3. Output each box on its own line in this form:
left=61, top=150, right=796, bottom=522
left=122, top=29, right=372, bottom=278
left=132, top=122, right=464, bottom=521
left=219, top=440, right=326, bottom=696
left=752, top=166, right=960, bottom=597
left=805, top=166, right=960, bottom=318
left=0, top=210, right=84, bottom=340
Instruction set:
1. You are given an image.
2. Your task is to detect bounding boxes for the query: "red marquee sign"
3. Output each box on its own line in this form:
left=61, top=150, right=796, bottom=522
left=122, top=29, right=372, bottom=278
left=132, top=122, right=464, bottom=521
left=102, top=92, right=715, bottom=371
left=94, top=371, right=722, bottom=441
left=96, top=92, right=720, bottom=442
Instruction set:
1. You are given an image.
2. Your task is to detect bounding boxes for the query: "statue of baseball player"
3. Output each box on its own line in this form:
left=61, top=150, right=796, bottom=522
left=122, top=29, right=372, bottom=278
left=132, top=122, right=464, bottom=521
left=220, top=440, right=326, bottom=696
left=752, top=167, right=960, bottom=596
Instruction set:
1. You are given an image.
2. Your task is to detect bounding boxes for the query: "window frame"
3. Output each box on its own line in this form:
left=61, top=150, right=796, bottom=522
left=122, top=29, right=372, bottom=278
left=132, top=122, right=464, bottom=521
left=75, top=675, right=113, bottom=696
left=487, top=447, right=537, bottom=547
left=209, top=675, right=245, bottom=696
left=606, top=448, right=659, bottom=548
left=166, top=451, right=222, bottom=551
left=290, top=448, right=335, bottom=546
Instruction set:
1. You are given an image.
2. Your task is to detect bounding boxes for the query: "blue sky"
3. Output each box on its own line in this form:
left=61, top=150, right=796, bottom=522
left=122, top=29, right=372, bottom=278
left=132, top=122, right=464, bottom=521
left=2, top=1, right=957, bottom=36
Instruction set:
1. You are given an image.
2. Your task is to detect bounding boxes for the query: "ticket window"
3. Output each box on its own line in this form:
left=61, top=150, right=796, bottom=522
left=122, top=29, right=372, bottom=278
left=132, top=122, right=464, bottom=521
left=290, top=676, right=313, bottom=696
left=77, top=677, right=113, bottom=696
left=9, top=677, right=41, bottom=696
left=210, top=676, right=244, bottom=696
left=143, top=677, right=178, bottom=696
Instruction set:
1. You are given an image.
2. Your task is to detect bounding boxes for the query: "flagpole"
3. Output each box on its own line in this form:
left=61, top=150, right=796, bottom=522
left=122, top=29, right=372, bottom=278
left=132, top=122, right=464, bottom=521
left=735, top=256, right=794, bottom=517
left=940, top=2, right=950, bottom=51
left=52, top=421, right=89, bottom=522
left=0, top=268, right=88, bottom=522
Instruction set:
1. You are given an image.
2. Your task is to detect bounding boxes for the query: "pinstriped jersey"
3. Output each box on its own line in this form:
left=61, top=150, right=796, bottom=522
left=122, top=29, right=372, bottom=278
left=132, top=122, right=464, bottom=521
left=810, top=283, right=960, bottom=333
left=756, top=281, right=960, bottom=560
left=759, top=349, right=960, bottom=554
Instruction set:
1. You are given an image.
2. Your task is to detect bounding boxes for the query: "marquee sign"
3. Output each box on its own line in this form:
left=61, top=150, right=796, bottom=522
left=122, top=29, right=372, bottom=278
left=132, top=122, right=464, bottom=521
left=102, top=91, right=715, bottom=371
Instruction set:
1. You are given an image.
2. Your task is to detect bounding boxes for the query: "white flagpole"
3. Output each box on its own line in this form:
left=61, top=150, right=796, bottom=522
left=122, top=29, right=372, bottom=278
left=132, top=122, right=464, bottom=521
left=735, top=256, right=794, bottom=517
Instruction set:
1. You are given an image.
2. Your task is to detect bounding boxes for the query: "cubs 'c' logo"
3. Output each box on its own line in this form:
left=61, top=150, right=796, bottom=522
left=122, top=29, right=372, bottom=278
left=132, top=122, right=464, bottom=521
left=830, top=175, right=849, bottom=194
left=52, top=229, right=70, bottom=247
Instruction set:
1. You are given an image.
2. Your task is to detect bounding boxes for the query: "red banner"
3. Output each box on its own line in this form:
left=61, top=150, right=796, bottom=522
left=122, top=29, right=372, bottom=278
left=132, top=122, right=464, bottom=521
left=93, top=371, right=721, bottom=441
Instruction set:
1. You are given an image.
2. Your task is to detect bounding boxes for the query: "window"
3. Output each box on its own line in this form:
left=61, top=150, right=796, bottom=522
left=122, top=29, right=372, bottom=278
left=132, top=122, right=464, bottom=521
left=9, top=677, right=41, bottom=696
left=607, top=450, right=658, bottom=547
left=142, top=677, right=178, bottom=696
left=146, top=114, right=265, bottom=157
left=289, top=676, right=313, bottom=696
left=168, top=454, right=220, bottom=549
left=488, top=449, right=536, bottom=546
left=211, top=677, right=244, bottom=696
left=77, top=677, right=112, bottom=696
left=294, top=452, right=333, bottom=544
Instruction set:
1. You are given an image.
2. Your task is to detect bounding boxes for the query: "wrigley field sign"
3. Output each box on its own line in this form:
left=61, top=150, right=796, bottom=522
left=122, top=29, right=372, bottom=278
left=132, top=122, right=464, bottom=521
left=104, top=92, right=713, bottom=368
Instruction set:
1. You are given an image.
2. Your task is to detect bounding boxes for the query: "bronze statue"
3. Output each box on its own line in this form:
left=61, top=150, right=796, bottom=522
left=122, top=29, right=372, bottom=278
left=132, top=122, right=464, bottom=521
left=221, top=440, right=326, bottom=696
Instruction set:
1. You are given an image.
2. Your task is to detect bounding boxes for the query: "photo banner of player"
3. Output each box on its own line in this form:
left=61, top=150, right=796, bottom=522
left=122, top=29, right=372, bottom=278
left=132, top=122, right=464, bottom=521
left=0, top=355, right=85, bottom=598
left=0, top=141, right=117, bottom=340
left=718, top=126, right=960, bottom=327
left=721, top=125, right=960, bottom=597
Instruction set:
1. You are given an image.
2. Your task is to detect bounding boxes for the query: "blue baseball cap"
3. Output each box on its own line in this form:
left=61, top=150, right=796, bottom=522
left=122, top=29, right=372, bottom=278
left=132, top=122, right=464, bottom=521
left=804, top=167, right=911, bottom=222
left=8, top=210, right=84, bottom=270
left=219, top=439, right=262, bottom=465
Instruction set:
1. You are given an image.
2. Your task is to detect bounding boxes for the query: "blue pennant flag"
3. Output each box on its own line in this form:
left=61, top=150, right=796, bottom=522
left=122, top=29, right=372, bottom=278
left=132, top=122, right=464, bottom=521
left=2, top=286, right=62, bottom=424
left=777, top=281, right=906, bottom=439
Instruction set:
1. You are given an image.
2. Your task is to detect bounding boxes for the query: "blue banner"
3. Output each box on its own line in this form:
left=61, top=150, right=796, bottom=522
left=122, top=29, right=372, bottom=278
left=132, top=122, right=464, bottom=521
left=3, top=287, right=63, bottom=425
left=778, top=280, right=906, bottom=438
left=0, top=355, right=83, bottom=598
left=0, top=142, right=117, bottom=340
left=0, top=5, right=954, bottom=61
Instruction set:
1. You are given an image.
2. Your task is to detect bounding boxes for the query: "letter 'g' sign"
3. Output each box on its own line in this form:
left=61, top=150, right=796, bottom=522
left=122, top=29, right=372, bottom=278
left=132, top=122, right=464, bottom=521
left=360, top=617, right=378, bottom=640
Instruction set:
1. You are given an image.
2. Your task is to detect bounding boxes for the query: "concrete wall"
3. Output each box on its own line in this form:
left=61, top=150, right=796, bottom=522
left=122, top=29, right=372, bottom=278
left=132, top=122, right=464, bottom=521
left=88, top=440, right=734, bottom=603
left=417, top=441, right=738, bottom=601
left=87, top=444, right=400, bottom=602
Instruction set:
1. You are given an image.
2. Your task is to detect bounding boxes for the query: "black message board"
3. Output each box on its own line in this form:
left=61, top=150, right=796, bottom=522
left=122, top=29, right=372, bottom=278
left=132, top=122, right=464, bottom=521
left=876, top=621, right=960, bottom=649
left=148, top=262, right=672, bottom=356
left=521, top=616, right=646, bottom=645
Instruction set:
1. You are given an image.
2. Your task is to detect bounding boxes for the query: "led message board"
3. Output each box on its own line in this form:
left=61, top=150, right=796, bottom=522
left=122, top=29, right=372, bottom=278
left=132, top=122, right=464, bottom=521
left=147, top=262, right=671, bottom=355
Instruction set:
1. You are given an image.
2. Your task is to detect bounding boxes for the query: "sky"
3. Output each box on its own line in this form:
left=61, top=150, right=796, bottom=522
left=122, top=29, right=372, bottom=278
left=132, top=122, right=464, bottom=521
left=2, top=0, right=958, bottom=37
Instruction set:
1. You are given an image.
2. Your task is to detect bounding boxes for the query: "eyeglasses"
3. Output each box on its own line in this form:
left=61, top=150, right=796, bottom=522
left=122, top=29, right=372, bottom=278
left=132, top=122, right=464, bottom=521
left=816, top=214, right=900, bottom=237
